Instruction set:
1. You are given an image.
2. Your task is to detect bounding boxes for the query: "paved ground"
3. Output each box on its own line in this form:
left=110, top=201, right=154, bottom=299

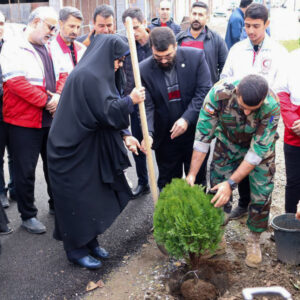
left=0, top=155, right=154, bottom=300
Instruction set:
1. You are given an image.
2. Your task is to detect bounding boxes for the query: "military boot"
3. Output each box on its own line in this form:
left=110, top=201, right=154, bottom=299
left=245, top=232, right=262, bottom=268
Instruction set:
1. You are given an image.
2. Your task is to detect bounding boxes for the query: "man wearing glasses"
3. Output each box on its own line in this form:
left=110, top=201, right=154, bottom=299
left=186, top=74, right=280, bottom=268
left=0, top=7, right=63, bottom=234
left=140, top=27, right=211, bottom=191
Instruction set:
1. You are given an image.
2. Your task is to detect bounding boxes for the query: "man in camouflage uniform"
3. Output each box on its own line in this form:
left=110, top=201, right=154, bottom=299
left=186, top=74, right=280, bottom=267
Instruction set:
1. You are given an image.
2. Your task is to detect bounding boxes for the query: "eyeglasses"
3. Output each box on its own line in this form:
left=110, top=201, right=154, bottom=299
left=42, top=20, right=58, bottom=33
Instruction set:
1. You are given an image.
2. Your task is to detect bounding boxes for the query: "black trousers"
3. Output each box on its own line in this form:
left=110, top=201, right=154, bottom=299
left=130, top=110, right=148, bottom=186
left=0, top=121, right=14, bottom=196
left=284, top=143, right=300, bottom=213
left=66, top=237, right=99, bottom=260
left=237, top=176, right=251, bottom=208
left=0, top=201, right=9, bottom=232
left=155, top=135, right=208, bottom=190
left=8, top=124, right=53, bottom=220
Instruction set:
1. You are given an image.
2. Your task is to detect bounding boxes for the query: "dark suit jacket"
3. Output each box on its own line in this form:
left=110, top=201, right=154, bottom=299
left=140, top=47, right=212, bottom=149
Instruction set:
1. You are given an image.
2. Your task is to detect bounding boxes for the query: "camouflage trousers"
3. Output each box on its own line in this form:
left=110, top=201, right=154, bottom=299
left=210, top=139, right=276, bottom=232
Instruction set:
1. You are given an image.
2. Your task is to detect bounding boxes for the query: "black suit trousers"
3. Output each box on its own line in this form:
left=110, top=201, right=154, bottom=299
left=155, top=135, right=208, bottom=190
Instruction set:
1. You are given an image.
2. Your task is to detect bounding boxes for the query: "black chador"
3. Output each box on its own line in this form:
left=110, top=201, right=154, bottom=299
left=47, top=35, right=132, bottom=258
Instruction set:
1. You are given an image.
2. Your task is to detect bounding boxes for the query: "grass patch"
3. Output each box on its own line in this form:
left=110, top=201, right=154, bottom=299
left=280, top=39, right=300, bottom=52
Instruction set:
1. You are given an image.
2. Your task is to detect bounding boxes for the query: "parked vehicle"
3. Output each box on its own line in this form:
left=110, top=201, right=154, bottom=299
left=213, top=7, right=227, bottom=18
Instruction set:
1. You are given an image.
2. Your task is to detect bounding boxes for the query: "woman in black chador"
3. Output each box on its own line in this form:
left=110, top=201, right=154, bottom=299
left=47, top=34, right=145, bottom=269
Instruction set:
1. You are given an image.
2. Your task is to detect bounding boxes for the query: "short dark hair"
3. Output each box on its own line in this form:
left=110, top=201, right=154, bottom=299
left=245, top=3, right=268, bottom=23
left=192, top=1, right=209, bottom=13
left=240, top=0, right=253, bottom=8
left=59, top=6, right=83, bottom=22
left=149, top=27, right=176, bottom=51
left=237, top=75, right=269, bottom=106
left=122, top=7, right=145, bottom=24
left=93, top=4, right=114, bottom=22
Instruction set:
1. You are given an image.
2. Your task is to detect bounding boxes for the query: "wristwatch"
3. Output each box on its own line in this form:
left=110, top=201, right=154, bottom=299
left=227, top=178, right=238, bottom=190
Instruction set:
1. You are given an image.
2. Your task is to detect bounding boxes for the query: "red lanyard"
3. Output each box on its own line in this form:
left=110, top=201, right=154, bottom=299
left=252, top=49, right=260, bottom=65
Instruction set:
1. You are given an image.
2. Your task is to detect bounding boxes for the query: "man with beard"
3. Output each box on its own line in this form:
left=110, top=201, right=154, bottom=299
left=50, top=7, right=86, bottom=97
left=148, top=0, right=181, bottom=35
left=176, top=1, right=228, bottom=84
left=140, top=27, right=211, bottom=191
left=0, top=7, right=62, bottom=233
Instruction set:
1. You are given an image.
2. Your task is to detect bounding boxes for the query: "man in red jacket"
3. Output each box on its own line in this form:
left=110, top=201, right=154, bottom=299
left=277, top=49, right=300, bottom=215
left=0, top=7, right=62, bottom=234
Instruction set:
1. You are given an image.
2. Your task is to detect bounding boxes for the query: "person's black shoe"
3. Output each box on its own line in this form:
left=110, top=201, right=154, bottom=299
left=0, top=193, right=9, bottom=209
left=69, top=255, right=102, bottom=269
left=131, top=184, right=150, bottom=199
left=21, top=217, right=46, bottom=234
left=228, top=205, right=248, bottom=220
left=0, top=226, right=13, bottom=235
left=90, top=246, right=109, bottom=259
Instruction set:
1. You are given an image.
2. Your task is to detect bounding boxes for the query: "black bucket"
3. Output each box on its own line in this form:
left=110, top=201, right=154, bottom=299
left=271, top=213, right=300, bottom=265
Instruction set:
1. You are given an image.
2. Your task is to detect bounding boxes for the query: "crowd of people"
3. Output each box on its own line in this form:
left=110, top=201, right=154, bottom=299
left=0, top=0, right=299, bottom=271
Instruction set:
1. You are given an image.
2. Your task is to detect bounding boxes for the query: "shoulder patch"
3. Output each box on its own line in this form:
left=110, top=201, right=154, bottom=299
left=204, top=103, right=215, bottom=115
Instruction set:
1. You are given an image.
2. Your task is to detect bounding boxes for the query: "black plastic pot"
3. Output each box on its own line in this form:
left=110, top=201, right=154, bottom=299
left=271, top=213, right=300, bottom=265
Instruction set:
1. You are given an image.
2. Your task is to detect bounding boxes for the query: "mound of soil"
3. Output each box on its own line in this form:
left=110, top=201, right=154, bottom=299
left=166, top=259, right=236, bottom=299
left=181, top=278, right=217, bottom=300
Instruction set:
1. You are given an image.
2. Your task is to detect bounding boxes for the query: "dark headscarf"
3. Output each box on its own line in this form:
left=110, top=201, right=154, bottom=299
left=49, top=34, right=131, bottom=183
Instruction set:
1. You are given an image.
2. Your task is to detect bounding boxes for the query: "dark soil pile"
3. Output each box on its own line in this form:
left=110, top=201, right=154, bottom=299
left=165, top=259, right=238, bottom=300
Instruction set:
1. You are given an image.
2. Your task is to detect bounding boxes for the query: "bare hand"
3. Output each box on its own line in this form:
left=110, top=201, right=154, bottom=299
left=186, top=174, right=196, bottom=187
left=124, top=135, right=141, bottom=155
left=291, top=119, right=300, bottom=136
left=170, top=118, right=188, bottom=139
left=210, top=181, right=232, bottom=208
left=141, top=135, right=153, bottom=154
left=82, top=29, right=95, bottom=47
left=130, top=87, right=145, bottom=105
left=296, top=201, right=300, bottom=221
left=46, top=91, right=60, bottom=114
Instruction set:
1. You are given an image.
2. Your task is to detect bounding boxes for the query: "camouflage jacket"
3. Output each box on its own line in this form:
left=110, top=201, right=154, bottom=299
left=194, top=79, right=280, bottom=165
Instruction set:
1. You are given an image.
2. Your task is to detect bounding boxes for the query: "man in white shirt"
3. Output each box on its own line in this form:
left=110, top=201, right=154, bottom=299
left=220, top=3, right=287, bottom=221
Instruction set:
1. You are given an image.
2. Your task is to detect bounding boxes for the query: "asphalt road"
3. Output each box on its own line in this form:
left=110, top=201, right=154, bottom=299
left=0, top=155, right=154, bottom=300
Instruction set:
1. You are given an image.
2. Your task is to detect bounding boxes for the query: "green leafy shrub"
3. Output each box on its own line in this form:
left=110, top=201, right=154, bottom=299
left=153, top=179, right=224, bottom=268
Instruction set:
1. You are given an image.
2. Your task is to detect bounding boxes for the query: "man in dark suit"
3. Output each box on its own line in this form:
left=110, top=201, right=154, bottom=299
left=140, top=27, right=211, bottom=190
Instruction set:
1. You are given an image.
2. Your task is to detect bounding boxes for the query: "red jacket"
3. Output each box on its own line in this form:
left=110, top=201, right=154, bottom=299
left=2, top=74, right=66, bottom=128
left=278, top=91, right=300, bottom=147
left=1, top=34, right=67, bottom=128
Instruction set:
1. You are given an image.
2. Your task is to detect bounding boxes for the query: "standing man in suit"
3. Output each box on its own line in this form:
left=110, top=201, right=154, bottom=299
left=140, top=28, right=211, bottom=190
